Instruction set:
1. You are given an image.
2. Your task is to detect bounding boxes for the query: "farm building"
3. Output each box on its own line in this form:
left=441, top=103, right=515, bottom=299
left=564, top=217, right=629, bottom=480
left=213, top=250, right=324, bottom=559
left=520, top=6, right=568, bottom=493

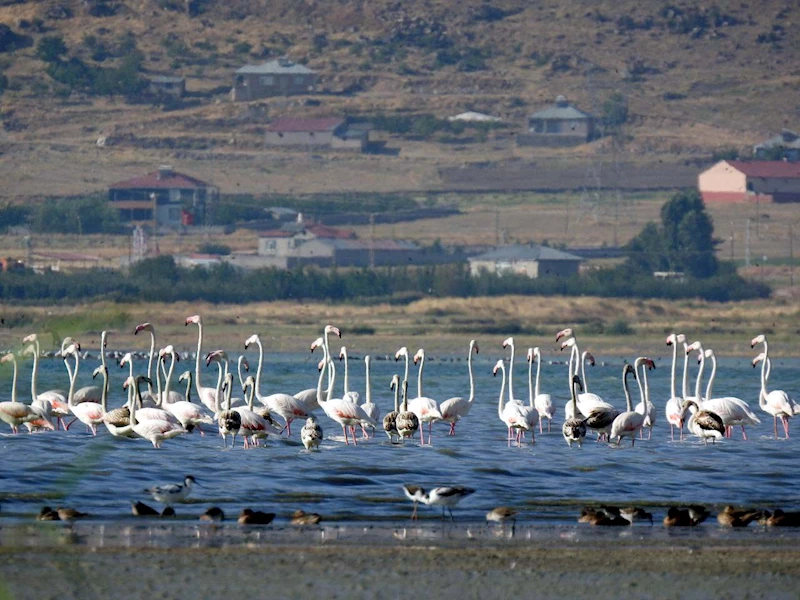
left=231, top=58, right=317, bottom=101
left=264, top=117, right=368, bottom=151
left=754, top=129, right=800, bottom=161
left=468, top=244, right=582, bottom=278
left=698, top=160, right=800, bottom=203
left=517, top=95, right=595, bottom=147
left=108, top=166, right=217, bottom=227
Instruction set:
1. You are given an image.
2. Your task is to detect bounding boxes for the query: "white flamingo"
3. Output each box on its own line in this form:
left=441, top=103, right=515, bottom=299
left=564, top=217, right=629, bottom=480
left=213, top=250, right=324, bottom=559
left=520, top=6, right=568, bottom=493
left=752, top=350, right=794, bottom=439
left=561, top=337, right=613, bottom=416
left=408, top=349, right=443, bottom=445
left=634, top=357, right=657, bottom=441
left=235, top=375, right=278, bottom=448
left=438, top=340, right=479, bottom=436
left=158, top=346, right=214, bottom=435
left=493, top=359, right=531, bottom=447
left=294, top=326, right=339, bottom=411
left=562, top=374, right=587, bottom=448
left=609, top=357, right=653, bottom=446
left=700, top=347, right=760, bottom=440
left=70, top=332, right=108, bottom=406
left=63, top=343, right=105, bottom=435
left=664, top=333, right=687, bottom=441
left=683, top=399, right=725, bottom=445
left=0, top=353, right=40, bottom=433
left=359, top=355, right=380, bottom=438
left=186, top=315, right=220, bottom=412
left=529, top=346, right=554, bottom=433
left=339, top=346, right=360, bottom=404
left=216, top=373, right=242, bottom=449
left=22, top=334, right=69, bottom=429
left=244, top=332, right=312, bottom=435
left=503, top=337, right=537, bottom=440
left=383, top=374, right=401, bottom=442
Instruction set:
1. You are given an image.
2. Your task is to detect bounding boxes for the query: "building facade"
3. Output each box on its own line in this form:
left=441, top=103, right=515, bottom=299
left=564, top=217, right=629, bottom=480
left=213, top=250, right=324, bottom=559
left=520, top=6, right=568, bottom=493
left=108, top=166, right=217, bottom=227
left=264, top=117, right=367, bottom=151
left=517, top=96, right=595, bottom=147
left=698, top=160, right=800, bottom=203
left=231, top=58, right=317, bottom=101
left=468, top=245, right=582, bottom=278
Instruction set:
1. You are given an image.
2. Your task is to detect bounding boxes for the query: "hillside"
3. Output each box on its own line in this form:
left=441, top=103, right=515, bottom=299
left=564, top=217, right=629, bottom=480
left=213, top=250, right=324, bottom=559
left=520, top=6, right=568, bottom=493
left=0, top=0, right=797, bottom=201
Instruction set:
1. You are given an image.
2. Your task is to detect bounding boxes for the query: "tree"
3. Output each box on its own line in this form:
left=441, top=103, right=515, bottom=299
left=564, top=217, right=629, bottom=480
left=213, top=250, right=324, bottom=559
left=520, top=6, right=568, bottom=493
left=36, top=36, right=68, bottom=63
left=602, top=92, right=629, bottom=130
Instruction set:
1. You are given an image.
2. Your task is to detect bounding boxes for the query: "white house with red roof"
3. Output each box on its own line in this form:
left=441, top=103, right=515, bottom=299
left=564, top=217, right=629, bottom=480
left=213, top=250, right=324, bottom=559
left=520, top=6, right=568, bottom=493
left=108, top=166, right=218, bottom=227
left=264, top=117, right=367, bottom=151
left=698, top=160, right=800, bottom=203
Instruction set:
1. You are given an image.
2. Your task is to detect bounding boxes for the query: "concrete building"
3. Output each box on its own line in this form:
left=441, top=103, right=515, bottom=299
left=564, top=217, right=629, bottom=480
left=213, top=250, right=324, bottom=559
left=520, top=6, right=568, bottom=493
left=231, top=58, right=317, bottom=101
left=698, top=160, right=800, bottom=203
left=754, top=129, right=800, bottom=161
left=517, top=95, right=595, bottom=147
left=468, top=244, right=582, bottom=278
left=148, top=75, right=185, bottom=99
left=264, top=117, right=367, bottom=151
left=108, top=166, right=217, bottom=227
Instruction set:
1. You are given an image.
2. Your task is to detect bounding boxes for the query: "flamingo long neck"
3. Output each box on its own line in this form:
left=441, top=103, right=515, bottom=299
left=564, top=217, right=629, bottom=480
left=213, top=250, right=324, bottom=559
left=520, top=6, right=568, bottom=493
left=253, top=337, right=264, bottom=399
left=326, top=350, right=337, bottom=403
left=322, top=328, right=334, bottom=388
left=129, top=381, right=139, bottom=426
left=193, top=321, right=203, bottom=397
left=534, top=349, right=542, bottom=398
left=567, top=345, right=576, bottom=394
left=580, top=351, right=590, bottom=393
left=506, top=341, right=515, bottom=402
left=67, top=354, right=78, bottom=408
left=497, top=364, right=506, bottom=419
left=342, top=347, right=351, bottom=396
left=30, top=338, right=40, bottom=400
left=681, top=343, right=690, bottom=400
left=416, top=351, right=425, bottom=398
left=467, top=343, right=475, bottom=405
left=146, top=331, right=155, bottom=394
left=246, top=381, right=255, bottom=411
left=622, top=368, right=632, bottom=411
left=704, top=353, right=717, bottom=401
left=365, top=356, right=372, bottom=404
left=694, top=349, right=705, bottom=404
left=213, top=362, right=225, bottom=412
left=392, top=381, right=399, bottom=413
left=669, top=340, right=678, bottom=399
left=570, top=378, right=579, bottom=415
left=9, top=356, right=17, bottom=403
left=401, top=352, right=409, bottom=392
left=633, top=361, right=645, bottom=413
left=184, top=374, right=193, bottom=402
left=758, top=354, right=768, bottom=406
left=527, top=355, right=534, bottom=408
left=401, top=381, right=409, bottom=412
left=237, top=356, right=247, bottom=390
left=164, top=352, right=176, bottom=402
left=155, top=355, right=165, bottom=407
left=99, top=367, right=108, bottom=413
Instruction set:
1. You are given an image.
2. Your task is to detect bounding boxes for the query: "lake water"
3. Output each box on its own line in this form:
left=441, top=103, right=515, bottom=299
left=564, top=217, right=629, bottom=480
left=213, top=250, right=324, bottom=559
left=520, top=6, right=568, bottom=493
left=1, top=343, right=798, bottom=527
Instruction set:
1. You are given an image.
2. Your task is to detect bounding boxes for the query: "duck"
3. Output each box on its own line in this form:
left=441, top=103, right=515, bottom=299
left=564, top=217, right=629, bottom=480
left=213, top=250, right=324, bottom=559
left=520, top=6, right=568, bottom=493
left=37, top=506, right=60, bottom=521
left=57, top=507, right=89, bottom=521
left=238, top=508, right=276, bottom=525
left=291, top=510, right=322, bottom=526
left=717, top=505, right=763, bottom=527
left=200, top=507, right=225, bottom=522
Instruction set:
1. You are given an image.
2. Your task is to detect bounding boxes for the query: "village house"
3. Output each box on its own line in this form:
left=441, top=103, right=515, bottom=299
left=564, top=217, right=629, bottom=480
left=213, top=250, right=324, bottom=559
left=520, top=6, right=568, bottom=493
left=517, top=95, right=595, bottom=147
left=263, top=117, right=368, bottom=151
left=698, top=160, right=800, bottom=203
left=754, top=129, right=800, bottom=161
left=108, top=166, right=217, bottom=227
left=231, top=58, right=317, bottom=101
left=147, top=75, right=185, bottom=99
left=467, top=244, right=583, bottom=278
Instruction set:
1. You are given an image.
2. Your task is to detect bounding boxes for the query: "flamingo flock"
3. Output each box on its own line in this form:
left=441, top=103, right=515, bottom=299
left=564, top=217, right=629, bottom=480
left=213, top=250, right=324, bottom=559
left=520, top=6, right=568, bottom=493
left=0, top=320, right=796, bottom=452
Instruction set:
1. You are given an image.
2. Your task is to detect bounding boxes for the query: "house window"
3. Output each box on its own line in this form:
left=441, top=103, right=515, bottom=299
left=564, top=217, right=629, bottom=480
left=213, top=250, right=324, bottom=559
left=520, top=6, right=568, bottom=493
left=263, top=240, right=277, bottom=255
left=260, top=75, right=274, bottom=86
left=531, top=120, right=544, bottom=133
left=546, top=120, right=561, bottom=133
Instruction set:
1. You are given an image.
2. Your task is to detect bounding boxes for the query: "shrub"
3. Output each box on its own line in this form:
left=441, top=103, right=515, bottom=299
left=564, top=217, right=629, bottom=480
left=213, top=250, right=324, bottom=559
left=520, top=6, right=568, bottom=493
left=198, top=242, right=231, bottom=255
left=36, top=36, right=68, bottom=62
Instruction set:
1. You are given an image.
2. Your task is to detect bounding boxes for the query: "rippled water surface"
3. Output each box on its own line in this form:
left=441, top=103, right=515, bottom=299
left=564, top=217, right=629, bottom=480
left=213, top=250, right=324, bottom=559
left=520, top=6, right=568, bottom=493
left=1, top=348, right=798, bottom=525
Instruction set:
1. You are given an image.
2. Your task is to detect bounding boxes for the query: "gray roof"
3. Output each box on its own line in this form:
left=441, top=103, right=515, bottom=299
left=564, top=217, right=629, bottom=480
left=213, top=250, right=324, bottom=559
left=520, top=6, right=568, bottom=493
left=468, top=244, right=583, bottom=262
left=149, top=75, right=185, bottom=84
left=529, top=95, right=593, bottom=121
left=236, top=58, right=315, bottom=75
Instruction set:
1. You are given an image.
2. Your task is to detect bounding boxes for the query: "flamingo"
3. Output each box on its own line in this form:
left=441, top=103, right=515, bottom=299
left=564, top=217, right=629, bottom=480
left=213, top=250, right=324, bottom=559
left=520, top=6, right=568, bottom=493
left=396, top=378, right=420, bottom=442
left=752, top=351, right=794, bottom=439
left=124, top=374, right=187, bottom=448
left=158, top=346, right=214, bottom=435
left=383, top=374, right=401, bottom=443
left=609, top=358, right=653, bottom=446
left=185, top=315, right=220, bottom=412
left=529, top=347, right=554, bottom=433
left=294, top=326, right=339, bottom=411
left=438, top=339, right=479, bottom=436
left=0, top=353, right=40, bottom=433
left=22, top=334, right=69, bottom=429
left=359, top=355, right=380, bottom=438
left=338, top=346, right=360, bottom=404
left=408, top=349, right=443, bottom=445
left=235, top=374, right=279, bottom=448
left=133, top=322, right=160, bottom=403
left=700, top=347, right=760, bottom=439
left=70, top=331, right=109, bottom=405
left=634, top=356, right=657, bottom=440
left=581, top=365, right=625, bottom=443
left=217, top=373, right=242, bottom=449
left=561, top=337, right=613, bottom=417
left=562, top=374, right=587, bottom=447
left=101, top=373, right=136, bottom=439
left=244, top=332, right=312, bottom=435
left=63, top=343, right=105, bottom=435
left=683, top=399, right=725, bottom=445
left=664, top=333, right=687, bottom=441
left=315, top=339, right=375, bottom=445
left=493, top=359, right=531, bottom=447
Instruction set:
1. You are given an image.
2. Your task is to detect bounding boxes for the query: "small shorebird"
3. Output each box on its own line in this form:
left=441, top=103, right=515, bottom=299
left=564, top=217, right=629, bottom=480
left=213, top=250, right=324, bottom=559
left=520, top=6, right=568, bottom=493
left=620, top=506, right=654, bottom=525
left=402, top=484, right=426, bottom=520
left=764, top=509, right=800, bottom=527
left=486, top=506, right=518, bottom=526
left=578, top=507, right=628, bottom=526
left=37, top=506, right=60, bottom=521
left=57, top=507, right=88, bottom=521
left=200, top=507, right=225, bottom=522
left=291, top=510, right=322, bottom=526
left=144, top=475, right=198, bottom=507
left=301, top=416, right=323, bottom=450
left=420, top=486, right=475, bottom=522
left=238, top=508, right=276, bottom=525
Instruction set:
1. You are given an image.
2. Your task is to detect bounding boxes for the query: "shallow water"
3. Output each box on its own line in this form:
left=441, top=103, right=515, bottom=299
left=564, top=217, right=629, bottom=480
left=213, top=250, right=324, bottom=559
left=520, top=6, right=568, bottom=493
left=1, top=346, right=798, bottom=527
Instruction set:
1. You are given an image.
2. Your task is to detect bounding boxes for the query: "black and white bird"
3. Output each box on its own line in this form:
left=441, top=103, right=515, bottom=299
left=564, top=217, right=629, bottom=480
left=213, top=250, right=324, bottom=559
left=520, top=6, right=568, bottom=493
left=403, top=485, right=475, bottom=521
left=402, top=484, right=426, bottom=520
left=300, top=416, right=323, bottom=450
left=144, top=475, right=198, bottom=507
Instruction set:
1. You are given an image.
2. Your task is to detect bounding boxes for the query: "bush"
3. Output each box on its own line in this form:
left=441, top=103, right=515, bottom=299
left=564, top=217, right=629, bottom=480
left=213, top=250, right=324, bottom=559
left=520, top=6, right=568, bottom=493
left=29, top=196, right=122, bottom=234
left=37, top=36, right=68, bottom=62
left=198, top=242, right=231, bottom=255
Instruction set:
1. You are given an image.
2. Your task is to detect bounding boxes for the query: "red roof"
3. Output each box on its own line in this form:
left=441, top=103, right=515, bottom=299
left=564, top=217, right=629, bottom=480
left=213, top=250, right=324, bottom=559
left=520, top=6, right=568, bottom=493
left=726, top=160, right=800, bottom=178
left=258, top=230, right=294, bottom=238
left=110, top=170, right=211, bottom=190
left=265, top=117, right=344, bottom=133
left=306, top=224, right=355, bottom=239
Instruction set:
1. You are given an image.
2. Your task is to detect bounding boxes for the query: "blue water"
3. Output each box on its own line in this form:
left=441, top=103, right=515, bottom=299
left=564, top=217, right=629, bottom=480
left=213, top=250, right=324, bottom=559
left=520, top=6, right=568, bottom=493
left=1, top=346, right=798, bottom=525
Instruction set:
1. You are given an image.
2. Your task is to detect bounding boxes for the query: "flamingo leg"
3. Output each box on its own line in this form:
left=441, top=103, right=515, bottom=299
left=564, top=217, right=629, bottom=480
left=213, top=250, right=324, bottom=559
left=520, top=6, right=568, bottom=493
left=741, top=425, right=747, bottom=441
left=419, top=425, right=425, bottom=446
left=351, top=426, right=359, bottom=446
left=670, top=425, right=674, bottom=441
left=65, top=418, right=77, bottom=430
left=342, top=424, right=350, bottom=445
left=531, top=430, right=535, bottom=445
left=428, top=421, right=433, bottom=444
left=548, top=419, right=551, bottom=433
left=539, top=420, right=543, bottom=434
left=449, top=422, right=456, bottom=436
left=774, top=416, right=779, bottom=439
